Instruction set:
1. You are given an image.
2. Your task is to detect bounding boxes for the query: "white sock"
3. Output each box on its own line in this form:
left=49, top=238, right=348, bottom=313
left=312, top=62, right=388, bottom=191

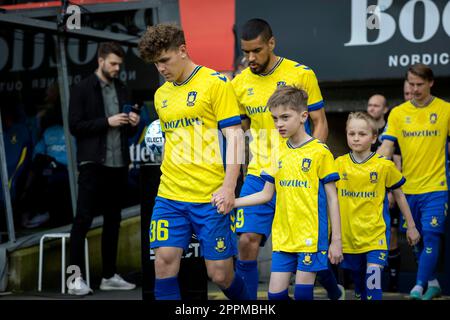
left=411, top=285, right=423, bottom=295
left=428, top=279, right=440, bottom=288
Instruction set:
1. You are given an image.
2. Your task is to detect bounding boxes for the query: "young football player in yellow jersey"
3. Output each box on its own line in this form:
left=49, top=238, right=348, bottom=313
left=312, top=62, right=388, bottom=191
left=138, top=24, right=248, bottom=300
left=379, top=64, right=450, bottom=300
left=336, top=112, right=420, bottom=300
left=231, top=18, right=342, bottom=301
left=213, top=86, right=343, bottom=300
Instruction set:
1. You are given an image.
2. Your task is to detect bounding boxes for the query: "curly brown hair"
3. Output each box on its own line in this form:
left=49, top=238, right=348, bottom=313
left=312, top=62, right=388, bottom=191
left=138, top=23, right=185, bottom=63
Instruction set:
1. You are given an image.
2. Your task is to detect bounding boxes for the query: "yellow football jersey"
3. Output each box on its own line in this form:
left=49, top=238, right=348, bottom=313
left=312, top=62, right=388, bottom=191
left=232, top=57, right=324, bottom=177
left=382, top=98, right=450, bottom=194
left=261, top=139, right=339, bottom=253
left=335, top=152, right=405, bottom=253
left=154, top=66, right=241, bottom=202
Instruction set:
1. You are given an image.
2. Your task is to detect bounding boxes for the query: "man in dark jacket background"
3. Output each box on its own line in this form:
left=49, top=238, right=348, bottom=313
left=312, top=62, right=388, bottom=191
left=68, top=42, right=139, bottom=295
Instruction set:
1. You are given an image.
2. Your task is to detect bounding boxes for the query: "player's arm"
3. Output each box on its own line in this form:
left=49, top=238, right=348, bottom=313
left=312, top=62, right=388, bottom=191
left=235, top=180, right=274, bottom=208
left=302, top=68, right=328, bottom=142
left=214, top=181, right=274, bottom=211
left=377, top=140, right=395, bottom=159
left=213, top=124, right=244, bottom=214
left=161, top=135, right=165, bottom=162
left=324, top=182, right=343, bottom=264
left=213, top=181, right=274, bottom=213
left=241, top=118, right=251, bottom=177
left=393, top=154, right=402, bottom=171
left=392, top=188, right=420, bottom=246
left=309, top=108, right=328, bottom=142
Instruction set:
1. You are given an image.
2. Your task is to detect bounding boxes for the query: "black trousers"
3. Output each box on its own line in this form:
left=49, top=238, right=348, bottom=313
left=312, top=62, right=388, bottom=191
left=70, top=163, right=128, bottom=279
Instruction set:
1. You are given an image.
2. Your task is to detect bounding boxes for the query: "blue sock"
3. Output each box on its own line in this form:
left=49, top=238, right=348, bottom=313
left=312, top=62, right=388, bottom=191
left=365, top=266, right=383, bottom=300
left=352, top=269, right=366, bottom=300
left=317, top=267, right=341, bottom=300
left=417, top=232, right=441, bottom=287
left=413, top=241, right=424, bottom=265
left=294, top=284, right=314, bottom=300
left=222, top=273, right=250, bottom=300
left=236, top=259, right=258, bottom=300
left=154, top=276, right=181, bottom=300
left=268, top=289, right=290, bottom=300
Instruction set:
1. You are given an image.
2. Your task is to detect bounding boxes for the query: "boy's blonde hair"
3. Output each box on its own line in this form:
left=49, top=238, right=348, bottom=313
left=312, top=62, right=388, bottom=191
left=267, top=85, right=308, bottom=112
left=346, top=112, right=378, bottom=136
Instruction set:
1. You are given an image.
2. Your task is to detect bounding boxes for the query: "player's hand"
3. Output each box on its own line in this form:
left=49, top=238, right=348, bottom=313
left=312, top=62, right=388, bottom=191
left=211, top=193, right=225, bottom=214
left=212, top=186, right=235, bottom=215
left=328, top=239, right=343, bottom=265
left=406, top=226, right=420, bottom=246
left=108, top=113, right=129, bottom=127
left=129, top=106, right=140, bottom=127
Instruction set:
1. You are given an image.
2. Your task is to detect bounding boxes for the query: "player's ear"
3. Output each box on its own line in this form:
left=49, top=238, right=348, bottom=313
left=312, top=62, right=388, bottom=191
left=179, top=44, right=187, bottom=58
left=372, top=134, right=378, bottom=144
left=268, top=36, right=275, bottom=51
left=301, top=110, right=308, bottom=123
left=429, top=79, right=434, bottom=89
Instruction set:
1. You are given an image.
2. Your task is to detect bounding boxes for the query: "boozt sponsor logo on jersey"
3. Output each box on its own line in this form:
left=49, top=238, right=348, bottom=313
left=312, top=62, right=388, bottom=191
left=402, top=129, right=440, bottom=138
left=340, top=189, right=378, bottom=198
left=245, top=105, right=269, bottom=116
left=279, top=180, right=310, bottom=188
left=163, top=117, right=203, bottom=130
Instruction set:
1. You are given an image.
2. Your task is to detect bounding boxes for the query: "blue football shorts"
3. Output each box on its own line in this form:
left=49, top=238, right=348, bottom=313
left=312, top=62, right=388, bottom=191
left=150, top=196, right=237, bottom=260
left=340, top=250, right=388, bottom=270
left=400, top=191, right=447, bottom=234
left=272, top=250, right=329, bottom=273
left=236, top=174, right=276, bottom=246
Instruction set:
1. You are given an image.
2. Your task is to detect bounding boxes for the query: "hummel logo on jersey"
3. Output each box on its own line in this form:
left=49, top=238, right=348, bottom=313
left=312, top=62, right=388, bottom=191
left=342, top=173, right=348, bottom=180
left=162, top=100, right=168, bottom=108
left=294, top=63, right=311, bottom=70
left=405, top=116, right=412, bottom=124
left=247, top=88, right=254, bottom=96
left=187, top=91, right=197, bottom=107
left=210, top=72, right=227, bottom=82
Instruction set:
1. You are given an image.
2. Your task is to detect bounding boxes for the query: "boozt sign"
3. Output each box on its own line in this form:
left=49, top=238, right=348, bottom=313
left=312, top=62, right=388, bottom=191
left=346, top=0, right=450, bottom=69
left=346, top=0, right=450, bottom=46
left=236, top=0, right=450, bottom=81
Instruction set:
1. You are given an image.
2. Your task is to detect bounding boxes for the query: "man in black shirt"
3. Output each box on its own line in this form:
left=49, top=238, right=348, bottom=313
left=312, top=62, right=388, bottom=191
left=68, top=42, right=139, bottom=295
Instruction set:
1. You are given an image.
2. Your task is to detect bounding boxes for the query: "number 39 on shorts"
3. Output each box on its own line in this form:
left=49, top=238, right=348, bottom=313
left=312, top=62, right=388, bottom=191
left=150, top=220, right=169, bottom=242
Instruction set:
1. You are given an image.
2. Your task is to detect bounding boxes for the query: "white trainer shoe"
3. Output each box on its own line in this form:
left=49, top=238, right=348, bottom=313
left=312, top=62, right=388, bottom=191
left=338, top=284, right=346, bottom=300
left=68, top=277, right=93, bottom=296
left=99, top=274, right=136, bottom=291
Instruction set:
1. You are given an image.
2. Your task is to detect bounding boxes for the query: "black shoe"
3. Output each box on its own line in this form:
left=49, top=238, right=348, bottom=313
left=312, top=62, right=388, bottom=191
left=387, top=271, right=399, bottom=292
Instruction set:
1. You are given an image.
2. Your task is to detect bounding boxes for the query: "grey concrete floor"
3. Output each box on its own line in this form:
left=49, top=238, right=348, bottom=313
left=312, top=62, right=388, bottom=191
left=1, top=281, right=449, bottom=300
